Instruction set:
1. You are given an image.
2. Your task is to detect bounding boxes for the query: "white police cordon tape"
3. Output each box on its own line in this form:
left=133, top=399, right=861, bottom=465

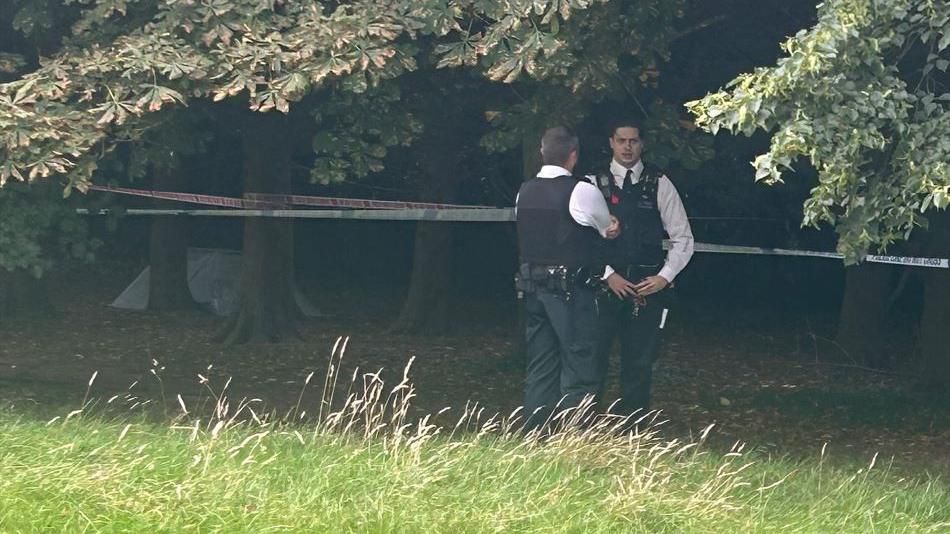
left=77, top=207, right=513, bottom=222
left=88, top=184, right=495, bottom=210
left=77, top=207, right=949, bottom=269
left=863, top=255, right=949, bottom=268
left=687, top=242, right=949, bottom=269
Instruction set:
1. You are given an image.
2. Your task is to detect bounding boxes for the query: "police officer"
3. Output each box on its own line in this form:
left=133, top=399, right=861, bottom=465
left=593, top=118, right=694, bottom=419
left=516, top=126, right=620, bottom=432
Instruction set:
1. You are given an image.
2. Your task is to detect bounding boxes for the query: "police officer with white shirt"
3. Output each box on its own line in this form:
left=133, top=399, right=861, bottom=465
left=592, top=118, right=694, bottom=418
left=515, top=126, right=621, bottom=432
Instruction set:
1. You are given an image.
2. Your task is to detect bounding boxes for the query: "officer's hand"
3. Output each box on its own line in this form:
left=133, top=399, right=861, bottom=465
left=633, top=275, right=669, bottom=296
left=607, top=273, right=638, bottom=299
left=605, top=216, right=621, bottom=239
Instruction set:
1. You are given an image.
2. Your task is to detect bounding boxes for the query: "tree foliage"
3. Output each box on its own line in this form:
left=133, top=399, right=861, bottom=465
left=0, top=184, right=99, bottom=278
left=1, top=0, right=99, bottom=283
left=0, top=0, right=720, bottom=292
left=477, top=0, right=714, bottom=171
left=0, top=0, right=614, bottom=191
left=310, top=82, right=421, bottom=184
left=687, top=0, right=950, bottom=261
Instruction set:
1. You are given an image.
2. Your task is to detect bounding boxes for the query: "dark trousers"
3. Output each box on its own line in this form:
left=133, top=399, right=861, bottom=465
left=523, top=287, right=600, bottom=431
left=595, top=289, right=669, bottom=417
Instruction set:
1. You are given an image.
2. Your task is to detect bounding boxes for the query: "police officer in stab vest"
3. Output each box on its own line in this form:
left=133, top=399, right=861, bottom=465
left=516, top=126, right=621, bottom=432
left=592, top=118, right=694, bottom=419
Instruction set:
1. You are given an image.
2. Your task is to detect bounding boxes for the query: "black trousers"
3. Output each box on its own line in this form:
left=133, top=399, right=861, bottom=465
left=595, top=288, right=670, bottom=417
left=523, top=287, right=600, bottom=431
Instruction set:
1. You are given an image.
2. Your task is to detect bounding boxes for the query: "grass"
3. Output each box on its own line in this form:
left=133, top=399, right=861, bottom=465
left=1, top=341, right=948, bottom=532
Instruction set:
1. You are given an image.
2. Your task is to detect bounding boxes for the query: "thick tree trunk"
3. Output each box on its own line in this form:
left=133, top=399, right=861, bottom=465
left=0, top=270, right=52, bottom=321
left=147, top=165, right=194, bottom=311
left=836, top=263, right=892, bottom=367
left=390, top=128, right=465, bottom=334
left=391, top=221, right=455, bottom=333
left=918, top=212, right=950, bottom=389
left=216, top=113, right=299, bottom=344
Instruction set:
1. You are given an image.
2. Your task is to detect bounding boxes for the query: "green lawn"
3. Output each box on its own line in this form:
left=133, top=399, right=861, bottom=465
left=1, top=394, right=947, bottom=533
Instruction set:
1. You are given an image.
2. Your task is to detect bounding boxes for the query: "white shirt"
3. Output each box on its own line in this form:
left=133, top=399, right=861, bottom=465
left=516, top=165, right=615, bottom=238
left=604, top=159, right=694, bottom=283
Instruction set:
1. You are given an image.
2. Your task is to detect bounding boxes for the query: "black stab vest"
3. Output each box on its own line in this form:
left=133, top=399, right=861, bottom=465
left=595, top=165, right=666, bottom=266
left=517, top=175, right=600, bottom=267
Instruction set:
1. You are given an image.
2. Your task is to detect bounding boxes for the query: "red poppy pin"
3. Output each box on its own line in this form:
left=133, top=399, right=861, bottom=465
left=610, top=193, right=621, bottom=205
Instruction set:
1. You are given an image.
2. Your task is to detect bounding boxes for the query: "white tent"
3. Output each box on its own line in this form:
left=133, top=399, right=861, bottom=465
left=111, top=248, right=320, bottom=317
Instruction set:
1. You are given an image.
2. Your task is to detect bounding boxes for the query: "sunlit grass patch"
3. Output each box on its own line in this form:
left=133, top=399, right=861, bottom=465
left=1, top=338, right=948, bottom=532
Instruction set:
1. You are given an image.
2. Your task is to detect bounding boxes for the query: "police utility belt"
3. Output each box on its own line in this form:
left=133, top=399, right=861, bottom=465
left=515, top=263, right=604, bottom=299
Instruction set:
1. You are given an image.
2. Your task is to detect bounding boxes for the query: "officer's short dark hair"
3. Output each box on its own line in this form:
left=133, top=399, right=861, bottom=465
left=540, top=126, right=579, bottom=166
left=610, top=117, right=645, bottom=138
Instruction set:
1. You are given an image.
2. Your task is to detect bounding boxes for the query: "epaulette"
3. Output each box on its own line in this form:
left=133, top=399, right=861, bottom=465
left=592, top=172, right=613, bottom=199
left=640, top=164, right=664, bottom=196
left=641, top=164, right=663, bottom=185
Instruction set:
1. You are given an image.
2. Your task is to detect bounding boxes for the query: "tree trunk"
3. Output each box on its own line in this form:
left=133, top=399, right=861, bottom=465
left=836, top=263, right=892, bottom=367
left=918, top=212, right=950, bottom=389
left=390, top=127, right=465, bottom=334
left=147, top=165, right=194, bottom=311
left=391, top=221, right=455, bottom=333
left=216, top=113, right=299, bottom=344
left=0, top=269, right=52, bottom=322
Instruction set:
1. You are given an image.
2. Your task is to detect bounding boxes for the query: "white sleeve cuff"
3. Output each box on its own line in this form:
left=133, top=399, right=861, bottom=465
left=657, top=266, right=675, bottom=284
